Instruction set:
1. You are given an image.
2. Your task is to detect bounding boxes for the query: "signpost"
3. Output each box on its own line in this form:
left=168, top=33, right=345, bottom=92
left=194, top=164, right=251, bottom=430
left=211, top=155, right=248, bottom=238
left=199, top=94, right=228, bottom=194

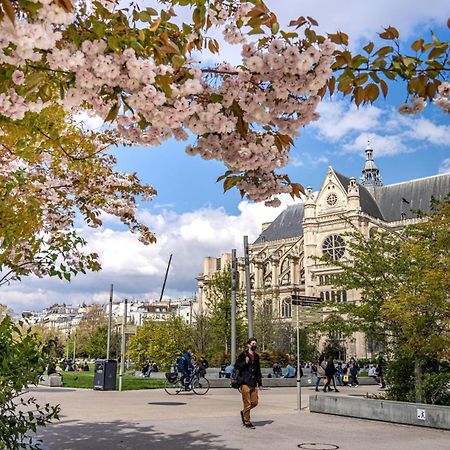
left=291, top=295, right=322, bottom=411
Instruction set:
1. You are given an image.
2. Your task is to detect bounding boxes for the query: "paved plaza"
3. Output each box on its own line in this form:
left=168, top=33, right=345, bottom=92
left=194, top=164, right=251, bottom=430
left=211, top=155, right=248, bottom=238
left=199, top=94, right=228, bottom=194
left=31, top=385, right=450, bottom=450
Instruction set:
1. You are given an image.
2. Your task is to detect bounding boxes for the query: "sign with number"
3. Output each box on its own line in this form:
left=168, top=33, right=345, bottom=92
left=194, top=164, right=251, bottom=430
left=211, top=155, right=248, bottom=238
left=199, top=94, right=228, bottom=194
left=416, top=409, right=426, bottom=421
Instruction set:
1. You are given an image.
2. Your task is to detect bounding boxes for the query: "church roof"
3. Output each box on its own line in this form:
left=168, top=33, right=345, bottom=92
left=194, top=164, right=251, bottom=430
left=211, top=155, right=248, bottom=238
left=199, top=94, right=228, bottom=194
left=375, top=173, right=450, bottom=221
left=335, top=171, right=384, bottom=220
left=253, top=203, right=304, bottom=244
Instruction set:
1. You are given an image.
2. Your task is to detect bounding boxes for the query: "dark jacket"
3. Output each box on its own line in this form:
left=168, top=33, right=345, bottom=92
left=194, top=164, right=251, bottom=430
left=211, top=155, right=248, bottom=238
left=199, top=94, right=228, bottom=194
left=235, top=350, right=263, bottom=387
left=325, top=361, right=337, bottom=377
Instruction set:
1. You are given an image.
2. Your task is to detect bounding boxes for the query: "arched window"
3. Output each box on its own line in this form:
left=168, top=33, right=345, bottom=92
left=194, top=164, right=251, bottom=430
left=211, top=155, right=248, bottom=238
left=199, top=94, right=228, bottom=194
left=281, top=299, right=292, bottom=318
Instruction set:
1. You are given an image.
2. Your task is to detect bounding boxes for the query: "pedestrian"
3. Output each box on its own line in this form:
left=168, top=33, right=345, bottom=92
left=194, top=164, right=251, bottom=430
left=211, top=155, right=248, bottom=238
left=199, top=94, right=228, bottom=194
left=284, top=363, right=295, bottom=378
left=323, top=356, right=339, bottom=392
left=376, top=356, right=386, bottom=389
left=142, top=360, right=150, bottom=377
left=235, top=337, right=263, bottom=429
left=349, top=357, right=359, bottom=387
left=315, top=353, right=326, bottom=392
left=335, top=362, right=344, bottom=386
left=273, top=361, right=282, bottom=378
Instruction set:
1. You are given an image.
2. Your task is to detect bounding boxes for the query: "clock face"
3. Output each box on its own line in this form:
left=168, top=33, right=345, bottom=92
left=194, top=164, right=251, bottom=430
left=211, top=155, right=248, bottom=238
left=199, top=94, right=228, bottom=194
left=326, top=193, right=338, bottom=206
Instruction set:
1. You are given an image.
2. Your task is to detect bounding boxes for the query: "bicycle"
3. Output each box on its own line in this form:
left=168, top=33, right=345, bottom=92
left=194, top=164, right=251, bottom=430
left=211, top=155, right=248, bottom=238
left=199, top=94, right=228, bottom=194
left=164, top=365, right=210, bottom=395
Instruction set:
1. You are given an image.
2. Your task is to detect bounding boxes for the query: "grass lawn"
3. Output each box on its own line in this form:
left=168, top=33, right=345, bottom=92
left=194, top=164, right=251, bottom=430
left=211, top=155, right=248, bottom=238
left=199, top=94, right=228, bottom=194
left=60, top=369, right=165, bottom=390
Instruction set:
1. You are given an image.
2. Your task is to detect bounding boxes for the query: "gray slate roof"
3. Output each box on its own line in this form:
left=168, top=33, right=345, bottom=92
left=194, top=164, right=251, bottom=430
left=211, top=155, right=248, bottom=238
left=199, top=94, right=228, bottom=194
left=335, top=171, right=384, bottom=220
left=375, top=173, right=450, bottom=221
left=253, top=204, right=304, bottom=244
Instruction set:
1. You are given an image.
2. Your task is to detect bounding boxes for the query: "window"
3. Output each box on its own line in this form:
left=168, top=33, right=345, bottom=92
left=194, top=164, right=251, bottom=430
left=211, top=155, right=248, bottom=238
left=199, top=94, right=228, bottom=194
left=326, top=193, right=338, bottom=206
left=322, top=235, right=346, bottom=260
left=216, top=258, right=221, bottom=271
left=281, top=299, right=292, bottom=318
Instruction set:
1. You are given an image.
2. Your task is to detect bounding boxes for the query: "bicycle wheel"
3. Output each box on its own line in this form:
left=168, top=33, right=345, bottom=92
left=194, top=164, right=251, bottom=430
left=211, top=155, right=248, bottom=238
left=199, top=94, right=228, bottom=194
left=164, top=378, right=182, bottom=395
left=192, top=376, right=210, bottom=395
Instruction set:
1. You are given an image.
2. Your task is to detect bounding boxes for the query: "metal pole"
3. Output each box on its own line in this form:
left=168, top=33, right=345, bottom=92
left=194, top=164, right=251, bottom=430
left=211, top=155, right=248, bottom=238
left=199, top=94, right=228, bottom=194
left=119, top=299, right=128, bottom=392
left=243, top=236, right=253, bottom=337
left=107, top=284, right=113, bottom=360
left=159, top=254, right=173, bottom=302
left=189, top=300, right=193, bottom=326
left=72, top=331, right=77, bottom=365
left=231, top=249, right=237, bottom=365
left=296, top=303, right=301, bottom=411
left=66, top=328, right=70, bottom=360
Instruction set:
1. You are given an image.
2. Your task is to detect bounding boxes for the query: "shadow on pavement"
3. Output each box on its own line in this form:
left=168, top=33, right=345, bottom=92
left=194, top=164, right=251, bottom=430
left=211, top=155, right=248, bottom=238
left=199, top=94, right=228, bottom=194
left=37, top=420, right=240, bottom=450
left=253, top=420, right=273, bottom=427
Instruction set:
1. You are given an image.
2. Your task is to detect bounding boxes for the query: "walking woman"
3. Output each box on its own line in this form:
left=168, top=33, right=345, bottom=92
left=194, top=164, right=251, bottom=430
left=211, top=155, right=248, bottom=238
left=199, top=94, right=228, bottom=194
left=349, top=357, right=359, bottom=387
left=323, top=356, right=339, bottom=392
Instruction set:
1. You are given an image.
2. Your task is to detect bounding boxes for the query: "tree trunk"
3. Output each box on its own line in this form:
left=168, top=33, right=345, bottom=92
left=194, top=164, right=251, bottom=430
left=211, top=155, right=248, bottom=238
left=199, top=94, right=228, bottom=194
left=415, top=357, right=424, bottom=403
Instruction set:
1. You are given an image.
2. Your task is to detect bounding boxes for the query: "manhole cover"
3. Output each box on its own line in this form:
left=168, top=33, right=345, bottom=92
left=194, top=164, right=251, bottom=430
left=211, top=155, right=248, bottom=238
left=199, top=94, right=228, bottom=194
left=298, top=444, right=339, bottom=450
left=148, top=402, right=186, bottom=406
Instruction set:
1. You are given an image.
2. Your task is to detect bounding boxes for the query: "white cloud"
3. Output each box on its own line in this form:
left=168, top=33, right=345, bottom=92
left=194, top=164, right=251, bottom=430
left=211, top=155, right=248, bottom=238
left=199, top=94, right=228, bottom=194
left=73, top=110, right=103, bottom=131
left=1, top=196, right=301, bottom=313
left=402, top=117, right=450, bottom=146
left=439, top=158, right=450, bottom=174
left=310, top=99, right=449, bottom=158
left=265, top=0, right=448, bottom=44
left=289, top=153, right=329, bottom=168
left=313, top=101, right=383, bottom=141
left=342, top=132, right=409, bottom=156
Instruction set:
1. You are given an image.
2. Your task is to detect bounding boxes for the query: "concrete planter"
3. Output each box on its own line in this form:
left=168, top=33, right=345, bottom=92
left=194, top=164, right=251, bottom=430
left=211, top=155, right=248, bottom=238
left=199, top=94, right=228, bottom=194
left=309, top=394, right=450, bottom=430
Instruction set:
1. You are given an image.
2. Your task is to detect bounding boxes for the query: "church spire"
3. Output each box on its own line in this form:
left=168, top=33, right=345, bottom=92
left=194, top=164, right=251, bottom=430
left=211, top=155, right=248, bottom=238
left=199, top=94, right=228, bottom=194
left=360, top=142, right=383, bottom=187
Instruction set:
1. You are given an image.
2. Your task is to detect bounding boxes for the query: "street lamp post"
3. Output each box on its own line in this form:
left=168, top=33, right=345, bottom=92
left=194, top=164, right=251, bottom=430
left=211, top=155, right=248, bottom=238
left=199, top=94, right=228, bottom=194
left=296, top=301, right=301, bottom=411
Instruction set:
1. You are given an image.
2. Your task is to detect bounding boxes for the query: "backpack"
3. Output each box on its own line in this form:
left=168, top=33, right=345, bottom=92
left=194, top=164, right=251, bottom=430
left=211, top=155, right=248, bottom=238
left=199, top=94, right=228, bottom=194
left=176, top=355, right=187, bottom=372
left=230, top=368, right=241, bottom=389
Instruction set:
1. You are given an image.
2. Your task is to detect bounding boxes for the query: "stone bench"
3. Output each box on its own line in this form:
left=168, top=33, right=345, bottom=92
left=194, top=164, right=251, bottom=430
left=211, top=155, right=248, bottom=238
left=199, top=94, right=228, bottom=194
left=40, top=374, right=63, bottom=387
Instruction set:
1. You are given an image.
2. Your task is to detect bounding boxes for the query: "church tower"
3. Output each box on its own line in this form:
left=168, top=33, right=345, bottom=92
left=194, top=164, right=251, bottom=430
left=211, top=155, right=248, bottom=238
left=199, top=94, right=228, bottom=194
left=360, top=143, right=383, bottom=187
left=360, top=142, right=383, bottom=195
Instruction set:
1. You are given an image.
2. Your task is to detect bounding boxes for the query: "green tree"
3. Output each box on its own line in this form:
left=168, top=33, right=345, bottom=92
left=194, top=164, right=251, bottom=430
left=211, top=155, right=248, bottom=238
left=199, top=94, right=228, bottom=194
left=253, top=298, right=277, bottom=351
left=317, top=197, right=450, bottom=403
left=191, top=312, right=213, bottom=356
left=205, top=264, right=246, bottom=355
left=84, top=323, right=120, bottom=359
left=75, top=304, right=107, bottom=357
left=127, top=315, right=192, bottom=368
left=0, top=316, right=60, bottom=449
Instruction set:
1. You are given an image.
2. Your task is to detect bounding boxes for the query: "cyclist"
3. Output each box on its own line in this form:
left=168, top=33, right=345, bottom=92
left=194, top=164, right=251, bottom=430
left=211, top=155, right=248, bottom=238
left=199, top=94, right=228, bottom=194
left=177, top=348, right=194, bottom=389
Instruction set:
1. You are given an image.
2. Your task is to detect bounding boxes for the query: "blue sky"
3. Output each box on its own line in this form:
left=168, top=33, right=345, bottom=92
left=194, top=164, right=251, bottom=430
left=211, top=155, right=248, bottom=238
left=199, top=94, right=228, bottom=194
left=2, top=0, right=449, bottom=313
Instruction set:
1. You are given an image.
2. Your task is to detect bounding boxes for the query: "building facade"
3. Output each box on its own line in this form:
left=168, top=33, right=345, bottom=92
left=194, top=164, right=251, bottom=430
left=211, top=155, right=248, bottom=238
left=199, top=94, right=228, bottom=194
left=197, top=145, right=450, bottom=358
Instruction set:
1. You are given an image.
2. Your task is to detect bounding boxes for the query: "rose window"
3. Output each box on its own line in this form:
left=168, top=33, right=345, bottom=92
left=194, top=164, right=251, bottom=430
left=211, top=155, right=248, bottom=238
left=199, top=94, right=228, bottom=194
left=322, top=234, right=345, bottom=260
left=326, top=193, right=338, bottom=206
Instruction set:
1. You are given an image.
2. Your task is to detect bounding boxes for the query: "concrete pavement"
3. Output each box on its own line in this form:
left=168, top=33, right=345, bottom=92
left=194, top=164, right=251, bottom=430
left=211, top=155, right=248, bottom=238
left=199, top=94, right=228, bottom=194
left=31, top=386, right=450, bottom=450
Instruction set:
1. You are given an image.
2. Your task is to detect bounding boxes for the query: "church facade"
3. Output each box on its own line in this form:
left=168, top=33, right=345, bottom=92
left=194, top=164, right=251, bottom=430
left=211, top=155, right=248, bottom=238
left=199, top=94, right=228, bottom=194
left=196, top=146, right=450, bottom=359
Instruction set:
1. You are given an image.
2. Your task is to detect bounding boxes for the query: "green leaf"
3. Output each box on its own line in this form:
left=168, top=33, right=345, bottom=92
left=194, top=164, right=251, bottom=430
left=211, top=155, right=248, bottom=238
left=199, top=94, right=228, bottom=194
left=104, top=102, right=119, bottom=122
left=107, top=36, right=121, bottom=52
left=223, top=176, right=241, bottom=193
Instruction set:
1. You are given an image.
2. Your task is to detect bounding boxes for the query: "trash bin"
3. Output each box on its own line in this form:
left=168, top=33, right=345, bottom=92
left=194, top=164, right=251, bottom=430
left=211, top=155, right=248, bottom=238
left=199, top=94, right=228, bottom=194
left=93, top=359, right=117, bottom=390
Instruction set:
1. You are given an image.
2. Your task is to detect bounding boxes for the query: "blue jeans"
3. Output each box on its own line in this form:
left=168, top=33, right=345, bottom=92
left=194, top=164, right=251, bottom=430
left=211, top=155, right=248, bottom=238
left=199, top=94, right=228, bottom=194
left=315, top=376, right=322, bottom=388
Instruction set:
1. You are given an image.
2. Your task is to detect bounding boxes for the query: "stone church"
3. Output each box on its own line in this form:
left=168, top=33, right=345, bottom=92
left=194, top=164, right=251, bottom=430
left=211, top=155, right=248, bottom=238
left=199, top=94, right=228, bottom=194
left=196, top=145, right=450, bottom=358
